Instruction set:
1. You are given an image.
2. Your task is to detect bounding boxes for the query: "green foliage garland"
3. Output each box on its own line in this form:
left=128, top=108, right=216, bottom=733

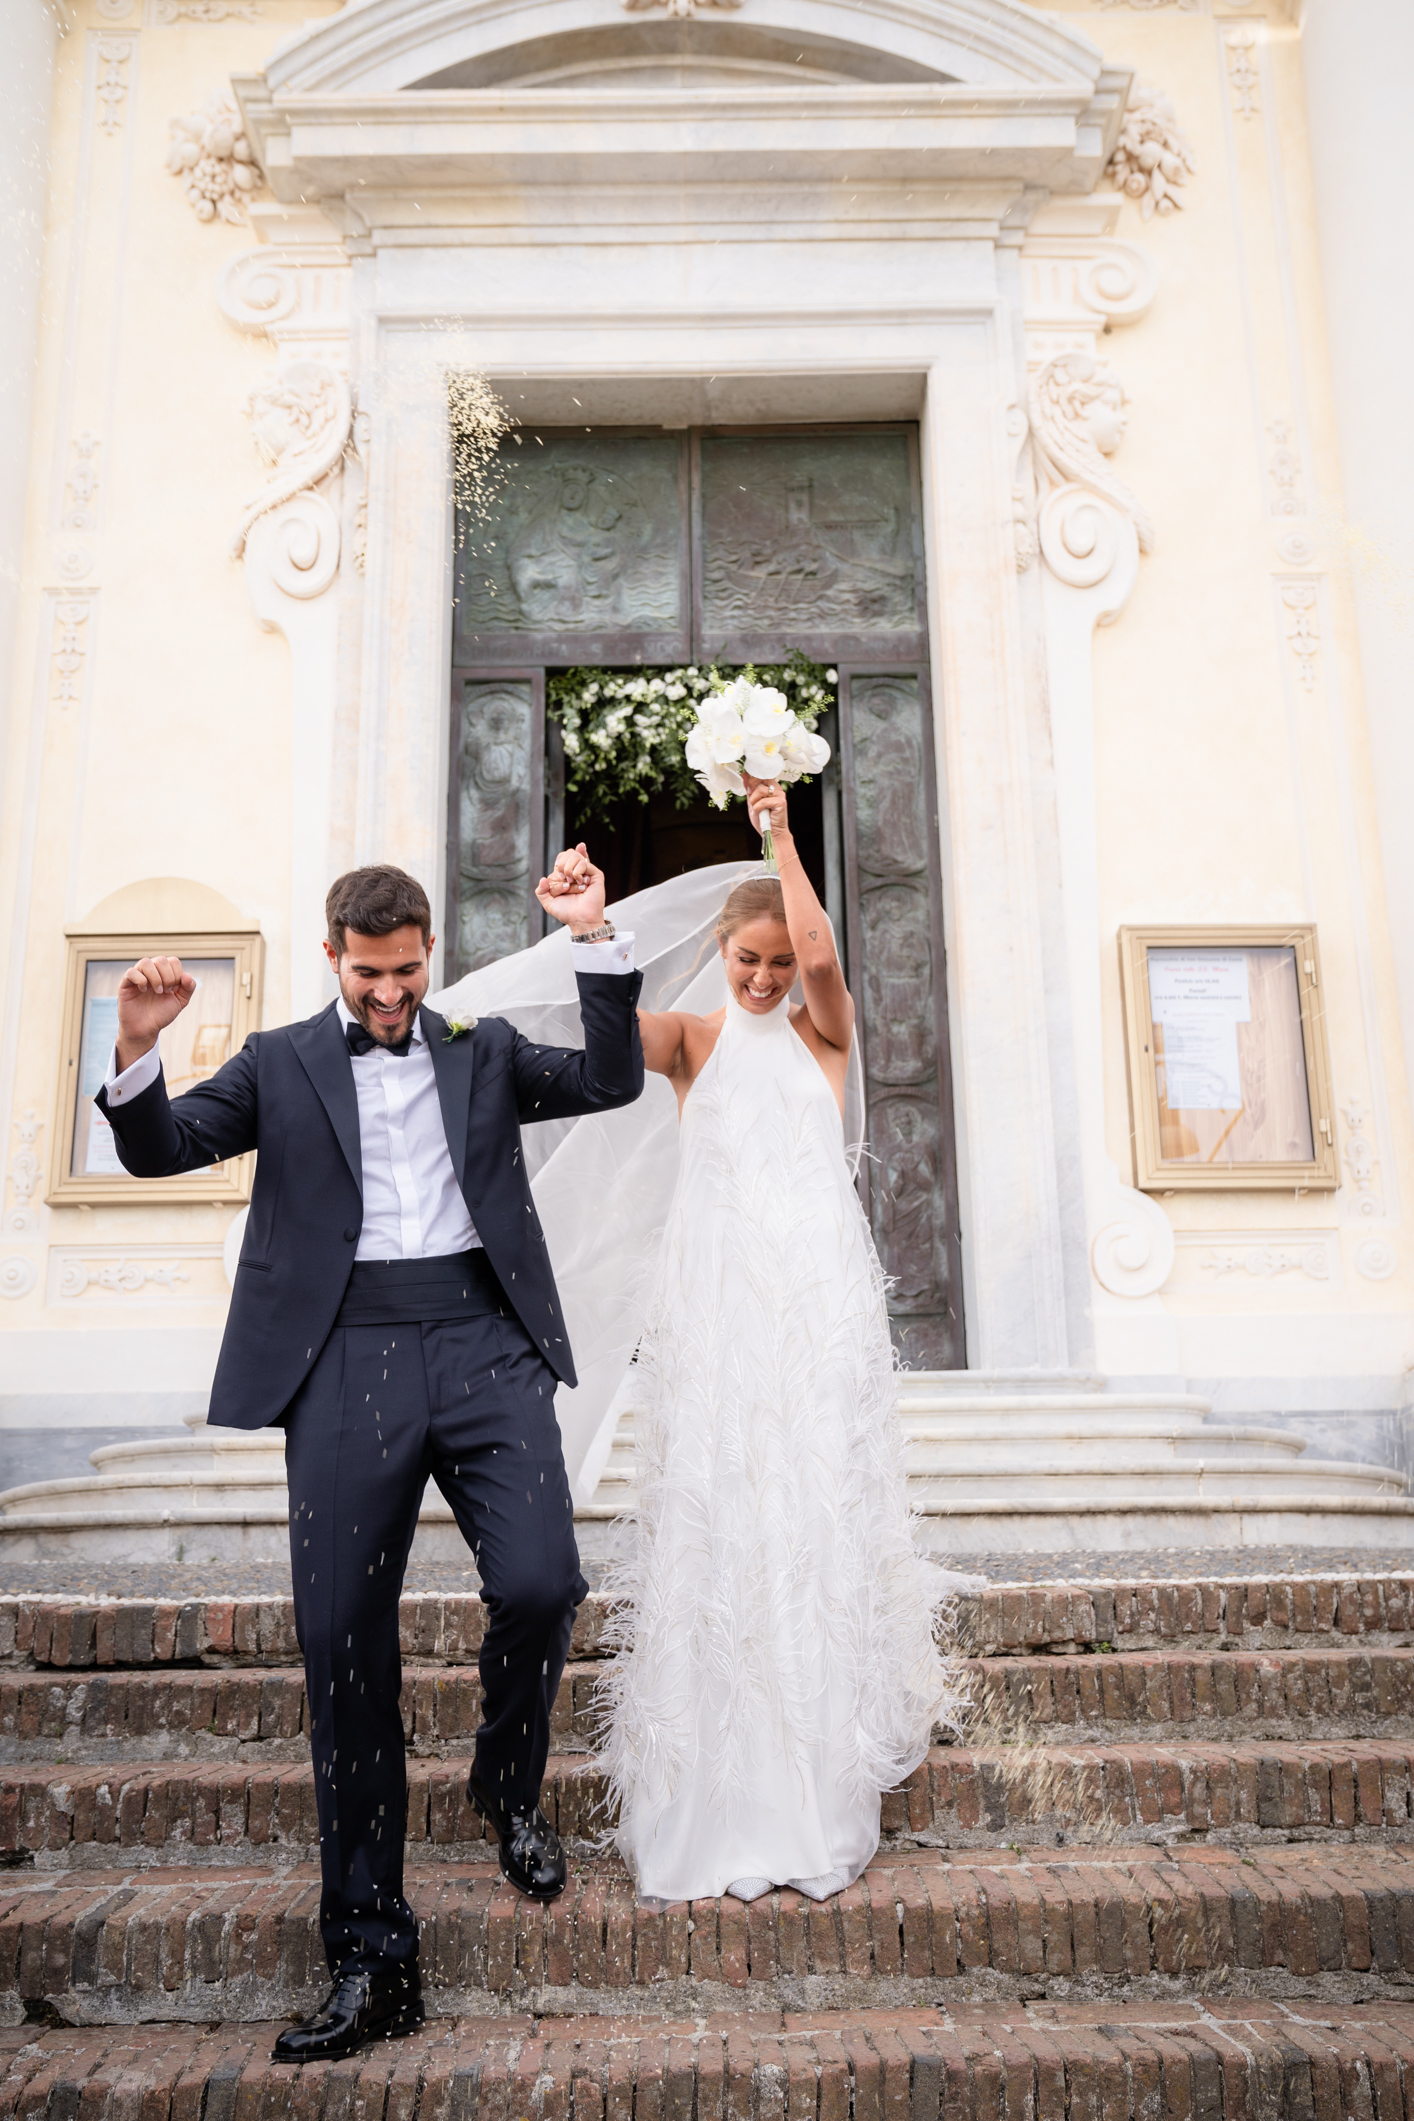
left=547, top=653, right=835, bottom=825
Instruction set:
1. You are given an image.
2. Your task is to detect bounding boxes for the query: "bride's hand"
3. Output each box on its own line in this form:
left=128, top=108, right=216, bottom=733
left=743, top=774, right=788, bottom=839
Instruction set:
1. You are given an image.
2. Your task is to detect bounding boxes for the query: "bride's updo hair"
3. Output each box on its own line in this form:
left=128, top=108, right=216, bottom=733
left=717, top=876, right=787, bottom=939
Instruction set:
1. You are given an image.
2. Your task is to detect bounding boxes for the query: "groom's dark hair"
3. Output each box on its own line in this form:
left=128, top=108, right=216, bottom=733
left=326, top=865, right=432, bottom=956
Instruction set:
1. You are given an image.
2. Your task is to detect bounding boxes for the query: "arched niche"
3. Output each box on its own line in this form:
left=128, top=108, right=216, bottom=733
left=67, top=879, right=262, bottom=937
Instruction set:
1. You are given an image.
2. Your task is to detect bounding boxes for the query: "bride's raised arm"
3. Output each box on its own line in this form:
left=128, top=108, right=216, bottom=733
left=743, top=773, right=854, bottom=1051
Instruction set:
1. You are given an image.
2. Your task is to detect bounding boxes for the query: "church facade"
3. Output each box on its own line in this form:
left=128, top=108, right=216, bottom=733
left=2, top=0, right=1411, bottom=1521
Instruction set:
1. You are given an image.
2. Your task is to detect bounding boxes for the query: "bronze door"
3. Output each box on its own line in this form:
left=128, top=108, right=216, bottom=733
left=450, top=423, right=963, bottom=1365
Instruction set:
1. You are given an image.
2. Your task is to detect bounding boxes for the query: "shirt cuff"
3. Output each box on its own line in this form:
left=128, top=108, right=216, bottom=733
left=104, top=1043, right=162, bottom=1105
left=570, top=930, right=636, bottom=976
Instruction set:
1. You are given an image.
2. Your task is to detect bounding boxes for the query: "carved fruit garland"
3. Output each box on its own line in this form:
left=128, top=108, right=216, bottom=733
left=167, top=94, right=262, bottom=225
left=1105, top=84, right=1194, bottom=220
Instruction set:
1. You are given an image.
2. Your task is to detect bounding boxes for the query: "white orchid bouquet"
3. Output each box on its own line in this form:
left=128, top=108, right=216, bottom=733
left=684, top=677, right=832, bottom=871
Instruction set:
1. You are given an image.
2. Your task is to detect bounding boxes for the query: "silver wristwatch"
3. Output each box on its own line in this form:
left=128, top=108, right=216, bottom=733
left=573, top=920, right=616, bottom=944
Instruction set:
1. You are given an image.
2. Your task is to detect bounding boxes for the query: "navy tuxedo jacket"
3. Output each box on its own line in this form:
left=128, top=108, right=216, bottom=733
left=94, top=974, right=644, bottom=1430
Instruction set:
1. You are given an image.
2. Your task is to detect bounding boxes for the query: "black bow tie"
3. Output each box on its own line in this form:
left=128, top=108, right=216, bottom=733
left=345, top=1018, right=416, bottom=1059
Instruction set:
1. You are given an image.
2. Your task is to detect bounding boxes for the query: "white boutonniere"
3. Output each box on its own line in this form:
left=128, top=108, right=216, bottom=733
left=442, top=1014, right=477, bottom=1043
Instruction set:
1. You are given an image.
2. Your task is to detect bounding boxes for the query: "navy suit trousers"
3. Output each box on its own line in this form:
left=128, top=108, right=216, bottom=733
left=283, top=1307, right=588, bottom=1978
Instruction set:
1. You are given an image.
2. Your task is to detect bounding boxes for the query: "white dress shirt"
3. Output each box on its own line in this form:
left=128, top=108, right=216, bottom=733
left=336, top=1000, right=480, bottom=1259
left=103, top=933, right=637, bottom=1260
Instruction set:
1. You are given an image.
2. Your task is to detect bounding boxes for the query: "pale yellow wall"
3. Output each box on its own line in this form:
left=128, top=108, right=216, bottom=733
left=1027, top=0, right=1413, bottom=1351
left=0, top=3, right=338, bottom=1358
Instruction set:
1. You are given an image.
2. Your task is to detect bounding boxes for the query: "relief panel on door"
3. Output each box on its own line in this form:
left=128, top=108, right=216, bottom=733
left=698, top=431, right=924, bottom=661
left=455, top=433, right=688, bottom=665
left=847, top=672, right=960, bottom=1368
left=454, top=679, right=534, bottom=974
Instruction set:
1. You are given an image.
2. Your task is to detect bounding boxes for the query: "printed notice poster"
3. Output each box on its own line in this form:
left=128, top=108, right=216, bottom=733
left=84, top=1105, right=125, bottom=1176
left=79, top=995, right=120, bottom=1097
left=1148, top=950, right=1250, bottom=1111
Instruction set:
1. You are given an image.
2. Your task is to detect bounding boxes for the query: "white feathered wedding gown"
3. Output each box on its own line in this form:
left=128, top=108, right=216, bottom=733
left=598, top=985, right=968, bottom=1905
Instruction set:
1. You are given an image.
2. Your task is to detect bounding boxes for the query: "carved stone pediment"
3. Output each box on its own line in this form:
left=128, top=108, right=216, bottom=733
left=232, top=0, right=1129, bottom=227
left=246, top=0, right=1111, bottom=96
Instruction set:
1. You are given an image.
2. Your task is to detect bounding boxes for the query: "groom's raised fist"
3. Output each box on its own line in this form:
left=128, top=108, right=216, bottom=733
left=536, top=843, right=607, bottom=937
left=115, top=955, right=196, bottom=1069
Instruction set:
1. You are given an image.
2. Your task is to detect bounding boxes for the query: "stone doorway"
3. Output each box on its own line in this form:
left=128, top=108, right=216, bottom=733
left=449, top=423, right=963, bottom=1366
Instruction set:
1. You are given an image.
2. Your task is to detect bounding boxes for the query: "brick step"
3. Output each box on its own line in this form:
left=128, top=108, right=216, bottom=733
left=11, top=1740, right=1414, bottom=1869
left=7, top=1845, right=1414, bottom=2024
left=0, top=1598, right=606, bottom=1674
left=3, top=2000, right=1414, bottom=2121
left=10, top=1647, right=1414, bottom=1770
left=970, top=1646, right=1414, bottom=1743
left=0, top=1662, right=604, bottom=1766
left=10, top=1576, right=1414, bottom=1672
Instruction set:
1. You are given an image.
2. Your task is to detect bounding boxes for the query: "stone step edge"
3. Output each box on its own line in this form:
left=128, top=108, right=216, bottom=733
left=2, top=1999, right=1414, bottom=2120
left=7, top=1846, right=1414, bottom=2016
left=12, top=1739, right=1414, bottom=1858
left=8, top=1647, right=1414, bottom=1768
left=7, top=1577, right=1414, bottom=1671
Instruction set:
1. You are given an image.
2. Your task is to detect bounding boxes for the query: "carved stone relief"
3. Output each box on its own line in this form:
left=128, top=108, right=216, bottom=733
left=5, top=1112, right=43, bottom=1238
left=456, top=681, right=534, bottom=973
left=96, top=39, right=134, bottom=135
left=51, top=600, right=92, bottom=711
left=58, top=1258, right=190, bottom=1298
left=1021, top=237, right=1156, bottom=370
left=233, top=359, right=352, bottom=596
left=462, top=437, right=682, bottom=637
left=848, top=673, right=957, bottom=1366
left=0, top=1259, right=38, bottom=1301
left=700, top=433, right=919, bottom=642
left=1268, top=418, right=1304, bottom=517
left=64, top=433, right=99, bottom=534
left=1355, top=1239, right=1398, bottom=1282
left=1281, top=583, right=1319, bottom=691
left=152, top=2, right=263, bottom=19
left=1105, top=85, right=1194, bottom=219
left=1340, top=1094, right=1383, bottom=1220
left=1165, top=1229, right=1341, bottom=1290
left=1225, top=28, right=1260, bottom=118
left=1030, top=352, right=1155, bottom=556
left=166, top=94, right=263, bottom=225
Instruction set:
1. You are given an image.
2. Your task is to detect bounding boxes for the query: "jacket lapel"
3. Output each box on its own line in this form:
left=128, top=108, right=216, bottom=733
left=289, top=1002, right=362, bottom=1194
left=423, top=1005, right=473, bottom=1187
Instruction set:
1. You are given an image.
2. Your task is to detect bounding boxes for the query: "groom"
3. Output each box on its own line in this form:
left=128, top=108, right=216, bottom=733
left=96, top=853, right=641, bottom=2060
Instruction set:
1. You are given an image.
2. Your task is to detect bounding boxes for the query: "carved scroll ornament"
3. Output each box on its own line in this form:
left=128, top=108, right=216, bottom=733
left=232, top=360, right=353, bottom=598
left=1029, top=351, right=1154, bottom=558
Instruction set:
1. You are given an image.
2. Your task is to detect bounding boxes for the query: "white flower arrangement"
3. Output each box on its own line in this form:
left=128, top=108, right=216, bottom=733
left=684, top=675, right=832, bottom=812
left=547, top=658, right=834, bottom=824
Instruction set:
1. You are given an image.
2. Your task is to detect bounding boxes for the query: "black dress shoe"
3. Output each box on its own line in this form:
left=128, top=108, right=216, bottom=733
left=272, top=1966, right=424, bottom=2063
left=467, top=1767, right=567, bottom=1900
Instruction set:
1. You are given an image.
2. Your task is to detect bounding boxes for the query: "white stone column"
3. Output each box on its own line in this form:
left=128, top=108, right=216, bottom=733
left=1300, top=0, right=1414, bottom=1133
left=0, top=0, right=60, bottom=779
left=1039, top=485, right=1180, bottom=1380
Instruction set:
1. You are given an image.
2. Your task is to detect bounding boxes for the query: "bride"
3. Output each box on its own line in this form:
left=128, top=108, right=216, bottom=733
left=596, top=775, right=966, bottom=1905
left=432, top=781, right=967, bottom=1906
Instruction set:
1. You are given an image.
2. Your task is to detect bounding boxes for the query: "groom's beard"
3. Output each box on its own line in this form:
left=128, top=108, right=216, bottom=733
left=341, top=980, right=425, bottom=1047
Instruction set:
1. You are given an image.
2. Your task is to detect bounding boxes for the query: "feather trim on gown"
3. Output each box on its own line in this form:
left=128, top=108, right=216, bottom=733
left=598, top=986, right=972, bottom=1905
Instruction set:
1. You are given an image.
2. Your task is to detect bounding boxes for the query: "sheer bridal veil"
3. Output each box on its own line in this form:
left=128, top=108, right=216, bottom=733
left=430, top=861, right=864, bottom=1503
